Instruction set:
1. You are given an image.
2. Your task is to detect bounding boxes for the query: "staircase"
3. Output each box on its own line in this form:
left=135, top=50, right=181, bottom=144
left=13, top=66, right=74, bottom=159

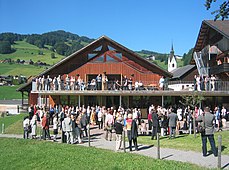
left=193, top=51, right=208, bottom=76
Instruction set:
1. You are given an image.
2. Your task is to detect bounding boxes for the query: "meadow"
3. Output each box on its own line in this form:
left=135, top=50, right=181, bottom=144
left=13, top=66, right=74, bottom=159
left=0, top=137, right=206, bottom=170
left=0, top=63, right=45, bottom=77
left=0, top=41, right=64, bottom=65
left=0, top=85, right=26, bottom=100
left=1, top=114, right=229, bottom=155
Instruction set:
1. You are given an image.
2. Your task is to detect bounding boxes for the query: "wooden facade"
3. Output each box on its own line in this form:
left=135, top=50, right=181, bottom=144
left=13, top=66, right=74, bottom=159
left=18, top=36, right=172, bottom=109
left=192, top=20, right=229, bottom=80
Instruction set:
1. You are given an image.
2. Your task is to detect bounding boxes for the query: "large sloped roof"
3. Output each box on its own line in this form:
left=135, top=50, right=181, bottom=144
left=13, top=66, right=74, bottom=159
left=194, top=20, right=229, bottom=52
left=17, top=35, right=172, bottom=92
left=171, top=65, right=196, bottom=80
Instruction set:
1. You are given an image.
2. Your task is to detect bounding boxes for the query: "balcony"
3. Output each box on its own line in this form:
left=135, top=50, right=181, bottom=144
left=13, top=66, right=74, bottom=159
left=30, top=80, right=229, bottom=97
left=210, top=63, right=229, bottom=75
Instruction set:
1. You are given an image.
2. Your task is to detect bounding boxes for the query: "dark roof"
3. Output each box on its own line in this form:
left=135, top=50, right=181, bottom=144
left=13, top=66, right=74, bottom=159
left=171, top=65, right=196, bottom=79
left=17, top=35, right=172, bottom=92
left=194, top=20, right=229, bottom=52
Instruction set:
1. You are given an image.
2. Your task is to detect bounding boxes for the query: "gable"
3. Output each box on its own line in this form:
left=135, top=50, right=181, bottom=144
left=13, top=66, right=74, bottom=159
left=17, top=35, right=172, bottom=92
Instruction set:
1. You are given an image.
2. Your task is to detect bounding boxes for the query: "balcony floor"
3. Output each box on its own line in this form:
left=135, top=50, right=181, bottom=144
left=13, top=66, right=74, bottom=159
left=32, top=90, right=229, bottom=97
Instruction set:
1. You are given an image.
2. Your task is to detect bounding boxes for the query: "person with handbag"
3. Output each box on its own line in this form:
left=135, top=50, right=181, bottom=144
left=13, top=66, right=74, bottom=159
left=196, top=106, right=217, bottom=157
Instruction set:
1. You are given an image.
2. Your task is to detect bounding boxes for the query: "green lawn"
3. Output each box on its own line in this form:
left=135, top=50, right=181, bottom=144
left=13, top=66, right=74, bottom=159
left=138, top=130, right=229, bottom=155
left=0, top=63, right=45, bottom=77
left=0, top=85, right=25, bottom=99
left=0, top=138, right=206, bottom=170
left=0, top=41, right=64, bottom=65
left=0, top=113, right=27, bottom=133
left=2, top=114, right=229, bottom=156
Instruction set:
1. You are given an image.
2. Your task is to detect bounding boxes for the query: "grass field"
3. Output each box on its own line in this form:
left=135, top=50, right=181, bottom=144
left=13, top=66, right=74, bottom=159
left=0, top=85, right=26, bottom=100
left=0, top=41, right=64, bottom=65
left=0, top=113, right=26, bottom=133
left=2, top=114, right=229, bottom=156
left=139, top=130, right=229, bottom=155
left=0, top=138, right=206, bottom=170
left=0, top=63, right=45, bottom=77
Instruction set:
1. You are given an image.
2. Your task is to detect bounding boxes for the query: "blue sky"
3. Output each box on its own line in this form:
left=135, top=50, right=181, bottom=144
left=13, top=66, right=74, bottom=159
left=0, top=0, right=221, bottom=55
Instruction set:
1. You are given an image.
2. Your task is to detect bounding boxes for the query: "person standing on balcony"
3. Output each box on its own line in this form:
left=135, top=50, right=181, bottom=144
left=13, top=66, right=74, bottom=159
left=159, top=76, right=165, bottom=90
left=41, top=75, right=45, bottom=91
left=96, top=74, right=102, bottom=90
left=70, top=76, right=75, bottom=90
left=65, top=75, right=70, bottom=90
left=204, top=75, right=210, bottom=91
left=103, top=75, right=108, bottom=90
left=210, top=75, right=216, bottom=91
left=194, top=75, right=197, bottom=91
left=123, top=75, right=128, bottom=90
left=196, top=75, right=201, bottom=91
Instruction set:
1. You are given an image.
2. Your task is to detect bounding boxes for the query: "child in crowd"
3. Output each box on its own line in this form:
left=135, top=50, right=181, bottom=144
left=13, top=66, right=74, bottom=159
left=140, top=120, right=147, bottom=135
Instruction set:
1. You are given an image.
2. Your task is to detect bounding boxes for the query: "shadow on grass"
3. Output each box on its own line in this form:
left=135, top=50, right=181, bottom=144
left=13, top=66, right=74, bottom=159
left=138, top=144, right=154, bottom=151
left=161, top=154, right=173, bottom=160
left=159, top=135, right=186, bottom=140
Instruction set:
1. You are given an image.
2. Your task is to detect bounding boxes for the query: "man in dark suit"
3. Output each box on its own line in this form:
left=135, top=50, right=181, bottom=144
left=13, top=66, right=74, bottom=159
left=167, top=107, right=178, bottom=139
left=151, top=110, right=159, bottom=140
left=196, top=107, right=217, bottom=157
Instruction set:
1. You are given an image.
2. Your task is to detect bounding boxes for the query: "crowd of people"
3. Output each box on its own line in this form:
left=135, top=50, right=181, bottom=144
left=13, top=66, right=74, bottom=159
left=194, top=74, right=219, bottom=91
left=33, top=74, right=160, bottom=92
left=23, top=103, right=228, bottom=153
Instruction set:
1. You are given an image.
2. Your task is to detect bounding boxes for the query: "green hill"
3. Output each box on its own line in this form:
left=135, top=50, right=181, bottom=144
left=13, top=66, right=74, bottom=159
left=0, top=31, right=189, bottom=77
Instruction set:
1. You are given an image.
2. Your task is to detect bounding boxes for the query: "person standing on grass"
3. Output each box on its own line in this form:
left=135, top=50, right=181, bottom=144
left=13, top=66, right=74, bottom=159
left=62, top=113, right=73, bottom=144
left=196, top=106, right=217, bottom=157
left=80, top=110, right=88, bottom=137
left=53, top=114, right=58, bottom=142
left=42, top=112, right=51, bottom=140
left=114, top=116, right=123, bottom=151
left=167, top=107, right=178, bottom=139
left=151, top=109, right=159, bottom=140
left=23, top=116, right=30, bottom=139
left=105, top=110, right=114, bottom=141
left=30, top=114, right=37, bottom=139
left=126, top=113, right=138, bottom=151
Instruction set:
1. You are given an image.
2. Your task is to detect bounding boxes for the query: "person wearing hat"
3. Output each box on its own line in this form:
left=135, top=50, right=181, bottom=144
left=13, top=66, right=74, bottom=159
left=114, top=116, right=123, bottom=151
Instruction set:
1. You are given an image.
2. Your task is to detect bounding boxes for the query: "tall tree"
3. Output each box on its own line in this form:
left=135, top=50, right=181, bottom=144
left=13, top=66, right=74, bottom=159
left=0, top=41, right=14, bottom=54
left=205, top=0, right=229, bottom=20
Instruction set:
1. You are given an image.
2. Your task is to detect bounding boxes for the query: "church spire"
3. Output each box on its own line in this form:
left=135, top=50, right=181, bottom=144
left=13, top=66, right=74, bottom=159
left=170, top=42, right=174, bottom=55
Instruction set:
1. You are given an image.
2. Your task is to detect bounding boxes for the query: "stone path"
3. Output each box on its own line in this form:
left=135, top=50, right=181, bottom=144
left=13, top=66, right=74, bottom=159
left=0, top=127, right=228, bottom=169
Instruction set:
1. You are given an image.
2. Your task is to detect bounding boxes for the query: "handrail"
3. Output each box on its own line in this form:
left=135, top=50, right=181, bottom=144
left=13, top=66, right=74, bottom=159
left=31, top=80, right=229, bottom=92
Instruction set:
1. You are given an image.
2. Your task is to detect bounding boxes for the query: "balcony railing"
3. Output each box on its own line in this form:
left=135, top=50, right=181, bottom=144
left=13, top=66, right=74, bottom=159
left=31, top=80, right=229, bottom=92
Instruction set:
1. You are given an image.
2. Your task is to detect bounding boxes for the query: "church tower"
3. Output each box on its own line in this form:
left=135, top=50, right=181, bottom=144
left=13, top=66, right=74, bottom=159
left=168, top=43, right=177, bottom=72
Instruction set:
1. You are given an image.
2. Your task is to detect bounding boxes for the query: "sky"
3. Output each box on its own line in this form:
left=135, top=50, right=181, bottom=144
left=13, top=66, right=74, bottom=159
left=0, top=0, right=222, bottom=55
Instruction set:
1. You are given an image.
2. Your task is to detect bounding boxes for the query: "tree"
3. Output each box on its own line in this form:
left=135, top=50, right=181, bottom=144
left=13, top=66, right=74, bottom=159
left=51, top=53, right=56, bottom=59
left=205, top=0, right=229, bottom=20
left=0, top=41, right=14, bottom=54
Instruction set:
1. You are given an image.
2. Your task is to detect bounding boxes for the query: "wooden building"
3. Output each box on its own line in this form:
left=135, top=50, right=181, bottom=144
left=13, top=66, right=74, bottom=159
left=192, top=20, right=229, bottom=80
left=17, top=36, right=172, bottom=111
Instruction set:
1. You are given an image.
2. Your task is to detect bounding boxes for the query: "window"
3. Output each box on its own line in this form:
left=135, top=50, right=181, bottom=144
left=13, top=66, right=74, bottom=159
left=94, top=45, right=102, bottom=51
left=88, top=53, right=97, bottom=60
left=106, top=55, right=117, bottom=62
left=115, top=53, right=122, bottom=60
left=94, top=55, right=104, bottom=62
left=108, top=45, right=116, bottom=51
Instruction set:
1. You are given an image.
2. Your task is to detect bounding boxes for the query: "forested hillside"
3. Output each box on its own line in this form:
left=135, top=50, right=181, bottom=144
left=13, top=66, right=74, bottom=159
left=0, top=31, right=94, bottom=56
left=0, top=30, right=193, bottom=76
